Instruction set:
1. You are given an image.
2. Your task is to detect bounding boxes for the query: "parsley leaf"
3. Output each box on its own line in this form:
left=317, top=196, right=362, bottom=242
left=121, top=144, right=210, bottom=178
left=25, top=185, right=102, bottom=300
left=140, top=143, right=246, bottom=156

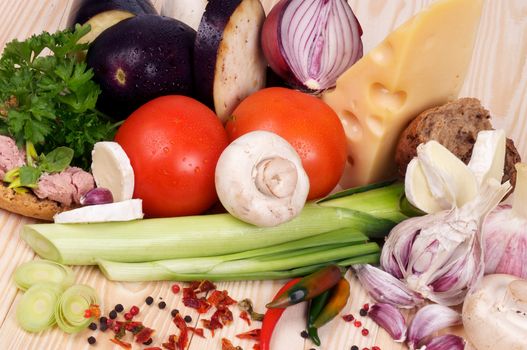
left=0, top=24, right=116, bottom=169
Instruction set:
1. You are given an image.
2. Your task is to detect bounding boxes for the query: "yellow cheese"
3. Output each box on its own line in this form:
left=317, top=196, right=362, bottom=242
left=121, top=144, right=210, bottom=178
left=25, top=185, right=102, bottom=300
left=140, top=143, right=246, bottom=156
left=322, top=0, right=484, bottom=188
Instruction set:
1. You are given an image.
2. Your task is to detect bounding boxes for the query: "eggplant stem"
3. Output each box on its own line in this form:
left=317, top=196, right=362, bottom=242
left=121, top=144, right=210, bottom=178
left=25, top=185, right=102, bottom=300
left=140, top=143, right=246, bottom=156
left=512, top=163, right=527, bottom=219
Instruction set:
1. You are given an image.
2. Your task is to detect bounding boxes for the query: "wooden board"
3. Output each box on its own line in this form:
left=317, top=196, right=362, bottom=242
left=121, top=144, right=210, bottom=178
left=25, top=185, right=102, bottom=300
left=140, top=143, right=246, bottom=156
left=0, top=0, right=525, bottom=349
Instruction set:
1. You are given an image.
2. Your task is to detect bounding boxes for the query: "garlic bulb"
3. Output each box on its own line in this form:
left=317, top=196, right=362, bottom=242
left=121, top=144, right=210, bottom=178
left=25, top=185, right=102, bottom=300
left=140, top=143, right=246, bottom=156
left=380, top=179, right=511, bottom=305
left=483, top=163, right=527, bottom=278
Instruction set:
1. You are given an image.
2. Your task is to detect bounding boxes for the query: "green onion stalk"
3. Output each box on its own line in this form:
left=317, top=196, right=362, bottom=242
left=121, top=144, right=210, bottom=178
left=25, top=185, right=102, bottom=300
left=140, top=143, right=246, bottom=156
left=22, top=182, right=418, bottom=281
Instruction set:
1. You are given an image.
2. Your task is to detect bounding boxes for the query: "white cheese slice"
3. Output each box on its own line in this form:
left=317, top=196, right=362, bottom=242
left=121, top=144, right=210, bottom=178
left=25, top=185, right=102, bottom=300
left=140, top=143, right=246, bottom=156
left=91, top=142, right=134, bottom=202
left=322, top=0, right=484, bottom=188
left=468, top=130, right=506, bottom=187
left=54, top=199, right=143, bottom=224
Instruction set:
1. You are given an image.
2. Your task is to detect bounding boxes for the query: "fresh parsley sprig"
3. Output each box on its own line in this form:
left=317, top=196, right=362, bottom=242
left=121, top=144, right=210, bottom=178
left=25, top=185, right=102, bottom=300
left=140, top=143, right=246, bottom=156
left=0, top=24, right=116, bottom=169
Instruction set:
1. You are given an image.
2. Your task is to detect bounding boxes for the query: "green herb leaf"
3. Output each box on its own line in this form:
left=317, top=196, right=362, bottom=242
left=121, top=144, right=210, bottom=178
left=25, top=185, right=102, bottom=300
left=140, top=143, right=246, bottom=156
left=40, top=147, right=74, bottom=173
left=18, top=166, right=41, bottom=187
left=0, top=24, right=114, bottom=169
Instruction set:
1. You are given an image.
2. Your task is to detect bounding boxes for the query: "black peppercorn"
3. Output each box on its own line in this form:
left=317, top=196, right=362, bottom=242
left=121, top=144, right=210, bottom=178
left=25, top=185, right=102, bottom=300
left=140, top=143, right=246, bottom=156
left=184, top=315, right=192, bottom=323
left=87, top=336, right=96, bottom=345
left=88, top=322, right=97, bottom=331
left=145, top=296, right=154, bottom=305
left=99, top=323, right=108, bottom=332
left=99, top=316, right=107, bottom=324
left=359, top=308, right=368, bottom=317
left=158, top=301, right=166, bottom=309
left=114, top=304, right=124, bottom=313
left=171, top=309, right=179, bottom=317
left=109, top=310, right=117, bottom=319
left=300, top=330, right=309, bottom=338
left=351, top=346, right=359, bottom=350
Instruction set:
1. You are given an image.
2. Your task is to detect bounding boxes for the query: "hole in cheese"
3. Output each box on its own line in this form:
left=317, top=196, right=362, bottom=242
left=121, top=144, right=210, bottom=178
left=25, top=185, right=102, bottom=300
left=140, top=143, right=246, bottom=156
left=366, top=115, right=385, bottom=136
left=369, top=83, right=407, bottom=112
left=340, top=110, right=363, bottom=141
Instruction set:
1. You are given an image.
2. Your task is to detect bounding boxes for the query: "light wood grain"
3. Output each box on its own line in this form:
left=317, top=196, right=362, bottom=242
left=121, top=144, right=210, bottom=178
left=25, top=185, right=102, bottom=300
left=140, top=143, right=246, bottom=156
left=0, top=0, right=525, bottom=349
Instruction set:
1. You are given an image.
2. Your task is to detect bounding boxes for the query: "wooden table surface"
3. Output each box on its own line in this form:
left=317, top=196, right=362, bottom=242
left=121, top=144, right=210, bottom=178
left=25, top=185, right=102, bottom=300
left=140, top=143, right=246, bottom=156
left=0, top=0, right=525, bottom=349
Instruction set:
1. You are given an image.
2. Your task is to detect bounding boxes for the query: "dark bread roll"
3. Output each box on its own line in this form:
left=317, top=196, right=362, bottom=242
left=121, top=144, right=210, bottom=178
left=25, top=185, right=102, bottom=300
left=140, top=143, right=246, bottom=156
left=396, top=98, right=521, bottom=187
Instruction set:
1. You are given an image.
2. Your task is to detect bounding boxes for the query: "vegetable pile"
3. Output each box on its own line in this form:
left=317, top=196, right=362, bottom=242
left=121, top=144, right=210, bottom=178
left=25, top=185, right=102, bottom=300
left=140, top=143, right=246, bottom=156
left=2, top=0, right=526, bottom=349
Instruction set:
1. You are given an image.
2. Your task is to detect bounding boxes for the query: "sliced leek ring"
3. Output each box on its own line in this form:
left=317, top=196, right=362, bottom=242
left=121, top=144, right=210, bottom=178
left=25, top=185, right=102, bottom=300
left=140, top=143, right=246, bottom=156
left=14, top=260, right=75, bottom=291
left=16, top=282, right=62, bottom=333
left=55, top=285, right=99, bottom=334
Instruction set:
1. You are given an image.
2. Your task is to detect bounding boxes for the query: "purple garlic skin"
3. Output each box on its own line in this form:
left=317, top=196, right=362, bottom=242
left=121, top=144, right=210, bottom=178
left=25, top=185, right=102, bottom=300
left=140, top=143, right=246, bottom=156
left=484, top=205, right=527, bottom=279
left=353, top=264, right=423, bottom=309
left=380, top=180, right=510, bottom=306
left=80, top=187, right=114, bottom=206
left=368, top=303, right=407, bottom=342
left=425, top=334, right=465, bottom=350
left=407, top=304, right=461, bottom=349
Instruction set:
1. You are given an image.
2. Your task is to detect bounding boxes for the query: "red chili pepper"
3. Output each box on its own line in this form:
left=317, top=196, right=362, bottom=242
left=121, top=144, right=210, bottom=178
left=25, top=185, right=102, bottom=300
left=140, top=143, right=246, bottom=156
left=266, top=265, right=342, bottom=308
left=260, top=278, right=301, bottom=350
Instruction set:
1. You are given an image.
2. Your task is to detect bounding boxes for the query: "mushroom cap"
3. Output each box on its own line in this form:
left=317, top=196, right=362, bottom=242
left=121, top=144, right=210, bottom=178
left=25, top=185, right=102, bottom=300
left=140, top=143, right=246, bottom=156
left=215, top=131, right=310, bottom=227
left=462, top=274, right=527, bottom=350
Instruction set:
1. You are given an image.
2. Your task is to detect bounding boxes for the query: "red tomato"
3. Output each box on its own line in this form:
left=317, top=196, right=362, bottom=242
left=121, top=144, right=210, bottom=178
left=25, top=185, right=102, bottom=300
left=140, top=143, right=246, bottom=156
left=226, top=87, right=347, bottom=199
left=115, top=95, right=228, bottom=217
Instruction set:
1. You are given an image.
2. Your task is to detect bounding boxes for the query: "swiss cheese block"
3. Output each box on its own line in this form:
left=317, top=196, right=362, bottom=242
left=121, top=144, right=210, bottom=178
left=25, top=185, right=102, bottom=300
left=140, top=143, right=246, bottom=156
left=322, top=0, right=484, bottom=188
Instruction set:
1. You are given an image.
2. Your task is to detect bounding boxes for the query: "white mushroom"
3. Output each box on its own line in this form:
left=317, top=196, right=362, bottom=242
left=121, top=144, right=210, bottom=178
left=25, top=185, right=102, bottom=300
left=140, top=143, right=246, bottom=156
left=462, top=274, right=527, bottom=350
left=215, top=131, right=309, bottom=227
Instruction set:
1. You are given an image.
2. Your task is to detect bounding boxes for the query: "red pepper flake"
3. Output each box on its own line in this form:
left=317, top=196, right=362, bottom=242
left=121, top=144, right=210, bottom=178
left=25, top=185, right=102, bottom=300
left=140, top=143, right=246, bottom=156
left=239, top=310, right=251, bottom=326
left=342, top=314, right=355, bottom=322
left=89, top=304, right=101, bottom=319
left=189, top=280, right=217, bottom=293
left=236, top=329, right=261, bottom=341
left=171, top=284, right=181, bottom=294
left=372, top=347, right=381, bottom=350
left=135, top=327, right=155, bottom=344
left=363, top=303, right=370, bottom=311
left=253, top=344, right=261, bottom=350
left=208, top=290, right=237, bottom=307
left=109, top=338, right=132, bottom=350
left=130, top=305, right=140, bottom=316
left=354, top=320, right=362, bottom=328
left=221, top=338, right=242, bottom=350
left=84, top=309, right=92, bottom=318
left=188, top=327, right=205, bottom=338
left=173, top=314, right=189, bottom=350
left=361, top=328, right=369, bottom=336
left=201, top=318, right=222, bottom=337
left=162, top=334, right=177, bottom=350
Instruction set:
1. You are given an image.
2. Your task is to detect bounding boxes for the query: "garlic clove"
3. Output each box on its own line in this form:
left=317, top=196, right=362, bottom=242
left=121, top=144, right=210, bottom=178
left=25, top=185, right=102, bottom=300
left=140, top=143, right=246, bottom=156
left=353, top=264, right=423, bottom=308
left=467, top=129, right=506, bottom=188
left=368, top=303, right=407, bottom=342
left=417, top=140, right=478, bottom=210
left=424, top=334, right=465, bottom=350
left=80, top=187, right=114, bottom=206
left=407, top=304, right=461, bottom=349
left=405, top=158, right=444, bottom=214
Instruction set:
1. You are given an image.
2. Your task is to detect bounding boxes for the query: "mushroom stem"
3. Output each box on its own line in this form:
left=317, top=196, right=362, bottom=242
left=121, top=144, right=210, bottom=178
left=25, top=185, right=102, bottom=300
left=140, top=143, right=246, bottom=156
left=255, top=157, right=298, bottom=198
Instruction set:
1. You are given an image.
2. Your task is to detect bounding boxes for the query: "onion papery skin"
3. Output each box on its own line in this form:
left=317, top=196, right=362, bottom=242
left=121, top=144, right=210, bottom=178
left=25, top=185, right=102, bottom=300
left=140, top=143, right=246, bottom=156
left=261, top=0, right=363, bottom=92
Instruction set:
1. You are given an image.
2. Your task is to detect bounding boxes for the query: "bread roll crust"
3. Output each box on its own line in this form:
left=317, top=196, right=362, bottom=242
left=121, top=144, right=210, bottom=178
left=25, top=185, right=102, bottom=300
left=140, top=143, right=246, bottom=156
left=0, top=184, right=69, bottom=221
left=396, top=98, right=521, bottom=187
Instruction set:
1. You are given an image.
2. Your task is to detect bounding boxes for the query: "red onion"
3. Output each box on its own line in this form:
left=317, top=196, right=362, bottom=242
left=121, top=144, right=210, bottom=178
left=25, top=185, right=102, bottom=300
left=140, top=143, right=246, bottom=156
left=261, top=0, right=363, bottom=92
